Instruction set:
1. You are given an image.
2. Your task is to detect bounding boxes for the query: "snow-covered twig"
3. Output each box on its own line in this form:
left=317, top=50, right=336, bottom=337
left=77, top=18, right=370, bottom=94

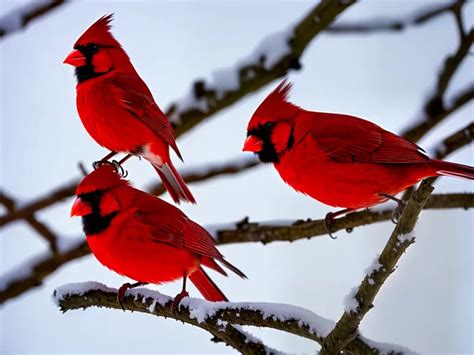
left=320, top=181, right=434, bottom=354
left=53, top=282, right=411, bottom=354
left=165, top=0, right=355, bottom=136
left=0, top=0, right=67, bottom=39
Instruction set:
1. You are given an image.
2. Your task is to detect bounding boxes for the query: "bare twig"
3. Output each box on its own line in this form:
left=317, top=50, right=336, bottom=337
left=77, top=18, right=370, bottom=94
left=0, top=191, right=58, bottom=253
left=320, top=181, right=434, bottom=354
left=0, top=0, right=67, bottom=39
left=327, top=1, right=457, bottom=34
left=54, top=283, right=411, bottom=354
left=432, top=122, right=473, bottom=160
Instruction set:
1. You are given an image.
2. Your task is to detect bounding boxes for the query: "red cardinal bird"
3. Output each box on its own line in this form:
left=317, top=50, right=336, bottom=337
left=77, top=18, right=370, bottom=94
left=64, top=14, right=195, bottom=204
left=243, top=81, right=473, bottom=232
left=70, top=164, right=245, bottom=309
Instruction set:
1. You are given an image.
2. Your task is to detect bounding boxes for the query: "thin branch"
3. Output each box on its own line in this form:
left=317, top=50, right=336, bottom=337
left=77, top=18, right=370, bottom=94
left=166, top=0, right=356, bottom=137
left=326, top=1, right=457, bottom=34
left=0, top=0, right=67, bottom=39
left=320, top=180, right=434, bottom=354
left=0, top=191, right=58, bottom=253
left=0, top=157, right=260, bottom=227
left=2, top=192, right=471, bottom=305
left=216, top=193, right=473, bottom=245
left=432, top=122, right=473, bottom=160
left=54, top=283, right=411, bottom=354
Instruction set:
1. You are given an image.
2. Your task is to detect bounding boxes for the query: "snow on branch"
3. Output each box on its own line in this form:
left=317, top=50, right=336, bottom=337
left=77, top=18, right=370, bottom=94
left=53, top=282, right=411, bottom=354
left=165, top=0, right=356, bottom=136
left=320, top=181, right=434, bottom=354
left=0, top=0, right=67, bottom=39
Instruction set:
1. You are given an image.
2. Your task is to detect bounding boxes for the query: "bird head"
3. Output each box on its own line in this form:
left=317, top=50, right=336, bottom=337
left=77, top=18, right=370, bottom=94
left=71, top=164, right=129, bottom=235
left=242, top=80, right=300, bottom=163
left=63, top=14, right=132, bottom=83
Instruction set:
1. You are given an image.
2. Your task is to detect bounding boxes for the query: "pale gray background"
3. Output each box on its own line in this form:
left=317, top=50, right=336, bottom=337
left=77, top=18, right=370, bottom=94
left=1, top=0, right=473, bottom=353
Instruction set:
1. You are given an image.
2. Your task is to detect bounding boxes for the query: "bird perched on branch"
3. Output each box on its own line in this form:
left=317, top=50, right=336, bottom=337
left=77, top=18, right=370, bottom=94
left=70, top=164, right=246, bottom=311
left=64, top=14, right=195, bottom=204
left=243, top=80, right=473, bottom=236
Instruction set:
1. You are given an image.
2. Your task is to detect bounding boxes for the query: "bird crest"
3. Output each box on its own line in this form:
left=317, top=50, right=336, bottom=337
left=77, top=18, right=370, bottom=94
left=248, top=79, right=300, bottom=129
left=76, top=164, right=128, bottom=195
left=74, top=14, right=121, bottom=48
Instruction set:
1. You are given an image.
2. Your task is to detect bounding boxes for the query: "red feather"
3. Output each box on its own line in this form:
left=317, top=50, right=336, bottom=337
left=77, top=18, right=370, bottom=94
left=245, top=81, right=474, bottom=210
left=73, top=166, right=245, bottom=301
left=65, top=15, right=194, bottom=203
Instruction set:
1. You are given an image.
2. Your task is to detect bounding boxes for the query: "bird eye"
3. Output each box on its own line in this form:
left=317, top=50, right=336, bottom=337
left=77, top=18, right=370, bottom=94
left=89, top=44, right=99, bottom=53
left=264, top=122, right=274, bottom=129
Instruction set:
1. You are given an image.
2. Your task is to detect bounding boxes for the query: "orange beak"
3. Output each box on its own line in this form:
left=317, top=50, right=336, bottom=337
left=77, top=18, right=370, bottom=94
left=70, top=198, right=92, bottom=217
left=242, top=135, right=263, bottom=152
left=63, top=49, right=86, bottom=67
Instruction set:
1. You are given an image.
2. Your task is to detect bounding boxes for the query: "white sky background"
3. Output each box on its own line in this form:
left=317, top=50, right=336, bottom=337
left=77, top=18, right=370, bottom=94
left=1, top=0, right=473, bottom=353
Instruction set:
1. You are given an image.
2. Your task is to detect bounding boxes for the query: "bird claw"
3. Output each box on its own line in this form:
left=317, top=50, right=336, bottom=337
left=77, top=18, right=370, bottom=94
left=379, top=193, right=406, bottom=224
left=171, top=290, right=189, bottom=315
left=117, top=282, right=132, bottom=311
left=323, top=212, right=338, bottom=239
left=92, top=160, right=128, bottom=177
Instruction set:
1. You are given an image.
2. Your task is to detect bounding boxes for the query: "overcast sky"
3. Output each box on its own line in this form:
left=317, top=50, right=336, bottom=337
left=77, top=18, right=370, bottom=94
left=1, top=0, right=473, bottom=353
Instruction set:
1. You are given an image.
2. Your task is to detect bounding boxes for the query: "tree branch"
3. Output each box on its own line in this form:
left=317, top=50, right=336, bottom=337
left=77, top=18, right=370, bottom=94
left=0, top=191, right=58, bottom=253
left=54, top=282, right=411, bottom=354
left=0, top=0, right=67, bottom=39
left=166, top=0, right=355, bottom=137
left=2, top=192, right=471, bottom=305
left=326, top=1, right=457, bottom=34
left=0, top=157, right=259, bottom=227
left=320, top=181, right=434, bottom=354
left=216, top=193, right=473, bottom=245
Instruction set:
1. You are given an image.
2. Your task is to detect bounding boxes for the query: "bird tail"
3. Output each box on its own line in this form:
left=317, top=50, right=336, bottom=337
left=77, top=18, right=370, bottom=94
left=431, top=159, right=474, bottom=180
left=154, top=162, right=196, bottom=204
left=189, top=267, right=228, bottom=302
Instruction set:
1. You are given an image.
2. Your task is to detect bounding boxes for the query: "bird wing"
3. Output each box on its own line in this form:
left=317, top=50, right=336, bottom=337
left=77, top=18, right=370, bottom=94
left=106, top=74, right=182, bottom=160
left=307, top=113, right=428, bottom=163
left=133, top=190, right=222, bottom=260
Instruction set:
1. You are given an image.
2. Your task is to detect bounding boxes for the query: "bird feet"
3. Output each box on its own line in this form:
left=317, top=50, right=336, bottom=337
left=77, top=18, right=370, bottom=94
left=171, top=290, right=189, bottom=315
left=323, top=212, right=338, bottom=240
left=117, top=282, right=146, bottom=311
left=379, top=193, right=406, bottom=223
left=92, top=159, right=128, bottom=177
left=323, top=208, right=354, bottom=239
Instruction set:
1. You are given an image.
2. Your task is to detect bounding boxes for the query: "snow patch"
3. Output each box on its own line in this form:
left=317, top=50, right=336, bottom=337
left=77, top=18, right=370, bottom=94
left=344, top=287, right=359, bottom=313
left=53, top=281, right=116, bottom=305
left=397, top=231, right=415, bottom=243
left=364, top=255, right=382, bottom=276
left=180, top=297, right=335, bottom=337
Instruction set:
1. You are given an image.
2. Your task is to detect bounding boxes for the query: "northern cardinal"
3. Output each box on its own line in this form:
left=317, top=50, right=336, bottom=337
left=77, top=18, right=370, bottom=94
left=243, top=81, right=473, bottom=232
left=64, top=14, right=195, bottom=204
left=70, top=164, right=246, bottom=310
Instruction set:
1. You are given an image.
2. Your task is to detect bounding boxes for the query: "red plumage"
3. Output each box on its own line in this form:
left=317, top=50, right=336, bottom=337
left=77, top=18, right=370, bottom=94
left=243, top=80, right=473, bottom=210
left=71, top=165, right=245, bottom=303
left=64, top=15, right=194, bottom=204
